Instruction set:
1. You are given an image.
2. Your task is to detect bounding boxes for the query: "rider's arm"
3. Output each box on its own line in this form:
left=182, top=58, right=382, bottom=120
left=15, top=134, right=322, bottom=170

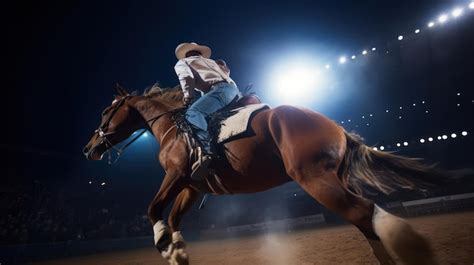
left=174, top=59, right=196, bottom=100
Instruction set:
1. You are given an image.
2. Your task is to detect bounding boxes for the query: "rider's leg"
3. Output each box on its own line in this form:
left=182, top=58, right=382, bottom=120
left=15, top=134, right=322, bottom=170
left=185, top=83, right=239, bottom=179
left=186, top=82, right=239, bottom=153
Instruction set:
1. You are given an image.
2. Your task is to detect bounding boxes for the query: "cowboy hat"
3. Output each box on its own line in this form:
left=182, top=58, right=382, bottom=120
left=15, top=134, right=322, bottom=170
left=175, top=42, right=212, bottom=60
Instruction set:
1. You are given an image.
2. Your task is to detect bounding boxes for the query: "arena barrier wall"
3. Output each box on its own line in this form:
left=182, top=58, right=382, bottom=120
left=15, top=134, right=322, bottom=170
left=401, top=192, right=474, bottom=215
left=200, top=214, right=326, bottom=238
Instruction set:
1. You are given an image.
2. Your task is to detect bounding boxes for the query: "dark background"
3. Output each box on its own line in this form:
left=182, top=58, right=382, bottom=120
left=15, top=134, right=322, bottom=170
left=2, top=0, right=473, bottom=246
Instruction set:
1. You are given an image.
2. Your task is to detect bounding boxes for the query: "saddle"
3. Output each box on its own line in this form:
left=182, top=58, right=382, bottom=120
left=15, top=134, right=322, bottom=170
left=172, top=93, right=269, bottom=192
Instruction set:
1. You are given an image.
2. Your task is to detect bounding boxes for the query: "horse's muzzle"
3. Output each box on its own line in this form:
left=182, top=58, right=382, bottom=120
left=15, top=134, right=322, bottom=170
left=83, top=145, right=104, bottom=161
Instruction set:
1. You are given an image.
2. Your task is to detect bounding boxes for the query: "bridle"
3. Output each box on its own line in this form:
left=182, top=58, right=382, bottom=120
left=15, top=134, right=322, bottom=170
left=93, top=95, right=177, bottom=164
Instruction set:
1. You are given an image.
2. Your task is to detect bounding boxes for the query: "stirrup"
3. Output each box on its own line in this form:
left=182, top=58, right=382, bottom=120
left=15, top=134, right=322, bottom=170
left=191, top=148, right=213, bottom=180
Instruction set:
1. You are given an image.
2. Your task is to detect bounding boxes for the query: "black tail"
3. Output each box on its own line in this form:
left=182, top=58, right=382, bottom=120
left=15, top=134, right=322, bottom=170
left=339, top=131, right=451, bottom=196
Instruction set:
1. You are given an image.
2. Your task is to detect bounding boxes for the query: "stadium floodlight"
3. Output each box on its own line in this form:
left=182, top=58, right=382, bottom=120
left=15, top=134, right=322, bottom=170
left=274, top=63, right=321, bottom=103
left=452, top=8, right=463, bottom=18
left=398, top=35, right=404, bottom=41
left=461, top=131, right=468, bottom=136
left=403, top=142, right=408, bottom=146
left=399, top=106, right=403, bottom=109
left=442, top=135, right=448, bottom=139
left=469, top=2, right=474, bottom=9
left=372, top=47, right=376, bottom=51
left=415, top=29, right=420, bottom=34
left=325, top=64, right=331, bottom=69
left=380, top=146, right=385, bottom=151
left=88, top=181, right=92, bottom=184
left=422, top=100, right=425, bottom=104
left=428, top=137, right=434, bottom=142
left=101, top=182, right=106, bottom=186
left=457, top=92, right=461, bottom=96
left=420, top=139, right=425, bottom=143
left=373, top=147, right=378, bottom=151
left=451, top=133, right=457, bottom=138
left=385, top=109, right=389, bottom=113
left=362, top=50, right=368, bottom=55
left=396, top=143, right=401, bottom=147
left=428, top=21, right=435, bottom=27
left=412, top=103, right=416, bottom=106
left=437, top=136, right=442, bottom=140
left=351, top=55, right=356, bottom=59
left=438, top=14, right=448, bottom=23
left=339, top=56, right=347, bottom=64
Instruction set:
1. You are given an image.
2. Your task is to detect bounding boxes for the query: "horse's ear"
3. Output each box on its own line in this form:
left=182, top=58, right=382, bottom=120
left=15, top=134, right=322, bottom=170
left=116, top=83, right=129, bottom=96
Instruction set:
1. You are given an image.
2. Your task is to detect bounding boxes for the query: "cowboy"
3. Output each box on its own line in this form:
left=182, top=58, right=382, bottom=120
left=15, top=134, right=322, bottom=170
left=174, top=42, right=240, bottom=180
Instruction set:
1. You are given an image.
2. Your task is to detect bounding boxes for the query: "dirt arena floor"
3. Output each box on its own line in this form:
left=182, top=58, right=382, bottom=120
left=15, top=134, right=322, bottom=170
left=32, top=211, right=474, bottom=265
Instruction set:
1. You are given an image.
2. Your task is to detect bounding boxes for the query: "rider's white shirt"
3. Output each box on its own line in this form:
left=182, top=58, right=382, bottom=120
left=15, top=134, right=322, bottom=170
left=174, top=56, right=236, bottom=98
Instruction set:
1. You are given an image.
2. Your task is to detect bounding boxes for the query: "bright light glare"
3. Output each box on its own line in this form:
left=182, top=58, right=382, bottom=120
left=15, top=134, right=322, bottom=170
left=442, top=135, right=448, bottom=139
left=362, top=50, right=367, bottom=55
left=403, top=142, right=408, bottom=146
left=275, top=66, right=320, bottom=102
left=371, top=47, right=376, bottom=51
left=469, top=2, right=474, bottom=9
left=428, top=137, right=433, bottom=142
left=438, top=14, right=448, bottom=23
left=428, top=21, right=435, bottom=27
left=420, top=139, right=425, bottom=143
left=451, top=133, right=457, bottom=138
left=380, top=146, right=385, bottom=150
left=351, top=55, right=356, bottom=59
left=398, top=35, right=404, bottom=41
left=101, top=182, right=106, bottom=186
left=325, top=64, right=330, bottom=69
left=396, top=143, right=401, bottom=147
left=461, top=131, right=468, bottom=136
left=339, top=56, right=347, bottom=64
left=452, top=8, right=463, bottom=17
left=415, top=29, right=420, bottom=34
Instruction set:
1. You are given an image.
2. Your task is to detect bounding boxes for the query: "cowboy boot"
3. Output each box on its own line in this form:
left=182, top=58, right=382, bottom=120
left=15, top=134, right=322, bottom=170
left=190, top=132, right=214, bottom=180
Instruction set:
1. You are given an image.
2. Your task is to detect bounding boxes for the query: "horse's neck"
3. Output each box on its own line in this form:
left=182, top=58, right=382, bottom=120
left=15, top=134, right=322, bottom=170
left=133, top=97, right=177, bottom=145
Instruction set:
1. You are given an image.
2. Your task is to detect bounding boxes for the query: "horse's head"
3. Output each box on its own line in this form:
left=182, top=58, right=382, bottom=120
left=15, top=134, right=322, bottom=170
left=83, top=84, right=145, bottom=160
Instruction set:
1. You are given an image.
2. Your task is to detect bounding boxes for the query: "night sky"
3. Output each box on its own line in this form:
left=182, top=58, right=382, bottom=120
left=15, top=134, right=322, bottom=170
left=4, top=0, right=474, bottom=187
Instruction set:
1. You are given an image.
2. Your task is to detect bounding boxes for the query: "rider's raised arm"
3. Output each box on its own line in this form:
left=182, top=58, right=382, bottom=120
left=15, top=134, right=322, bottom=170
left=174, top=59, right=196, bottom=99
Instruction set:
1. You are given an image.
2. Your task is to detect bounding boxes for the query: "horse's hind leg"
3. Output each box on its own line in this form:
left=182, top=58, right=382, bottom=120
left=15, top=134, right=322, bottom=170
left=291, top=168, right=436, bottom=265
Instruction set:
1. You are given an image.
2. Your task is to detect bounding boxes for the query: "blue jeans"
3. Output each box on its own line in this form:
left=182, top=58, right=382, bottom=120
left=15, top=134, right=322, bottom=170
left=185, top=82, right=240, bottom=153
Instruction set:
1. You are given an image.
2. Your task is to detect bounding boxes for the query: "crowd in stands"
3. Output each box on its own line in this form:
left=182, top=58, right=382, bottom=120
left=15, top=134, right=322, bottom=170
left=0, top=180, right=151, bottom=245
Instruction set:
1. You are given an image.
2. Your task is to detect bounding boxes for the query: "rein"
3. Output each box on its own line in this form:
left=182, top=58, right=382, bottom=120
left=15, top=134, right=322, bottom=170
left=95, top=96, right=182, bottom=164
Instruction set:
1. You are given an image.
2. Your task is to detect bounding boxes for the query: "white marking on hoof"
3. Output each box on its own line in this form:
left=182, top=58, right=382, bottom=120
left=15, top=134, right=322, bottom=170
left=372, top=204, right=438, bottom=265
left=153, top=220, right=169, bottom=245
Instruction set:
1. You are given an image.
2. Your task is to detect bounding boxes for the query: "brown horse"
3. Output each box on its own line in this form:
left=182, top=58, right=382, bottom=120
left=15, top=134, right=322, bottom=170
left=84, top=84, right=444, bottom=265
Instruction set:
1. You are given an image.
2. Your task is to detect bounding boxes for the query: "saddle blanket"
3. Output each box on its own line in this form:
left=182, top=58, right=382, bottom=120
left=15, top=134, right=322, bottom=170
left=217, top=103, right=269, bottom=143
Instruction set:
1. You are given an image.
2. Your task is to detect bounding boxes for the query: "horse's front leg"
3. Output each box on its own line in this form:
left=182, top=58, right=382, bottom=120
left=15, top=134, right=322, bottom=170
left=147, top=172, right=186, bottom=259
left=158, top=187, right=199, bottom=265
